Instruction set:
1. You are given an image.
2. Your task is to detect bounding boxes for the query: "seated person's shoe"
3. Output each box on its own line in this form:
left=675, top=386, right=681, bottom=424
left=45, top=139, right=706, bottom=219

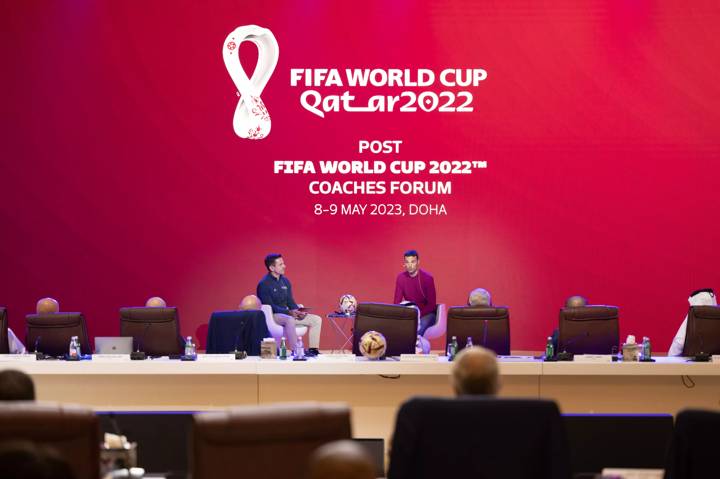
left=307, top=348, right=320, bottom=357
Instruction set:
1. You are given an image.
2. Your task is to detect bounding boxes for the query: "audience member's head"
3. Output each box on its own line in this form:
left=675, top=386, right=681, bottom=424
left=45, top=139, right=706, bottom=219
left=452, top=346, right=499, bottom=396
left=0, top=441, right=75, bottom=479
left=35, top=298, right=59, bottom=315
left=468, top=288, right=492, bottom=307
left=306, top=440, right=375, bottom=479
left=0, top=370, right=35, bottom=401
left=565, top=295, right=588, bottom=308
left=145, top=296, right=167, bottom=308
left=238, top=294, right=261, bottom=311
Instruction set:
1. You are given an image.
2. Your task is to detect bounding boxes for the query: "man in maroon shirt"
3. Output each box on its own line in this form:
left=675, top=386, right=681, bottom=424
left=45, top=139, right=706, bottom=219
left=393, top=250, right=438, bottom=336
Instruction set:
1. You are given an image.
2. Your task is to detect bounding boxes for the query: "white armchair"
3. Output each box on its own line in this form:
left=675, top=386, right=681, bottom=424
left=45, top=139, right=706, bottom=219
left=261, top=304, right=308, bottom=343
left=423, top=303, right=447, bottom=341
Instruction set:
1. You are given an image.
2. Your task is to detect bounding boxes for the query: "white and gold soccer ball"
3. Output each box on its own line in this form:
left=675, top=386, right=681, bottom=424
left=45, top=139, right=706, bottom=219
left=359, top=330, right=386, bottom=359
left=338, top=294, right=358, bottom=315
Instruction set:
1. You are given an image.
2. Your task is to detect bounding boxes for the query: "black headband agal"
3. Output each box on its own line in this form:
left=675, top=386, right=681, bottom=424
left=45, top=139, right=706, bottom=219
left=690, top=288, right=715, bottom=297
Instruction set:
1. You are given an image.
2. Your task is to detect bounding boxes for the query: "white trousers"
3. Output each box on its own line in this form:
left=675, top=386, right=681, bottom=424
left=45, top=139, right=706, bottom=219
left=273, top=313, right=322, bottom=349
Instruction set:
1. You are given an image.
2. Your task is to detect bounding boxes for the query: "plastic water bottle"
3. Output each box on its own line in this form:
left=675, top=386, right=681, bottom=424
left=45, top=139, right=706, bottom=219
left=642, top=336, right=651, bottom=360
left=295, top=337, right=305, bottom=359
left=465, top=336, right=474, bottom=349
left=68, top=336, right=79, bottom=358
left=447, top=336, right=458, bottom=361
left=185, top=336, right=195, bottom=357
left=279, top=337, right=287, bottom=360
left=545, top=336, right=554, bottom=360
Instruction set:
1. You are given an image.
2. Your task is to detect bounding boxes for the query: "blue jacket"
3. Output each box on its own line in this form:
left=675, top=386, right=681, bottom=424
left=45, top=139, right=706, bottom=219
left=256, top=273, right=299, bottom=315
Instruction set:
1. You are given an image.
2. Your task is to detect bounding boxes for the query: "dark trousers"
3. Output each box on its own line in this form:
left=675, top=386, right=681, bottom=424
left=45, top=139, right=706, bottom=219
left=418, top=312, right=437, bottom=336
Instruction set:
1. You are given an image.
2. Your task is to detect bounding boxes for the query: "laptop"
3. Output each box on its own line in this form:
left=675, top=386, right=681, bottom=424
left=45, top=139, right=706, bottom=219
left=95, top=337, right=134, bottom=354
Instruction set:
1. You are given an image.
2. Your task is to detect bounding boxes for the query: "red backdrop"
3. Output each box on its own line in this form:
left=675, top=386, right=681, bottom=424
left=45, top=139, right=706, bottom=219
left=1, top=1, right=718, bottom=351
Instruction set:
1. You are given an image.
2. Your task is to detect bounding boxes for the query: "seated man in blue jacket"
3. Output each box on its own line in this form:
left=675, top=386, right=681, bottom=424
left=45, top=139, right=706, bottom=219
left=257, top=253, right=322, bottom=356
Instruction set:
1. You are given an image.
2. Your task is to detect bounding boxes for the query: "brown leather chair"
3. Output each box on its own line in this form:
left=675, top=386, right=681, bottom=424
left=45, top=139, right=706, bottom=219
left=0, top=402, right=100, bottom=479
left=0, top=307, right=8, bottom=354
left=120, top=307, right=183, bottom=356
left=191, top=402, right=352, bottom=479
left=681, top=306, right=720, bottom=356
left=558, top=306, right=619, bottom=354
left=446, top=306, right=510, bottom=355
left=352, top=303, right=418, bottom=357
left=25, top=313, right=90, bottom=357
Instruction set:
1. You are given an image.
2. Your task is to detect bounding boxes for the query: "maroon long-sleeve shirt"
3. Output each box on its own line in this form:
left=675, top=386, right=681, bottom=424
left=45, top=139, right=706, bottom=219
left=394, top=269, right=437, bottom=317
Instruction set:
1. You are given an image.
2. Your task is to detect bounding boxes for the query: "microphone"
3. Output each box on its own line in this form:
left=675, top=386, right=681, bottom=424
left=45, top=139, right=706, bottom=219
left=482, top=320, right=488, bottom=347
left=693, top=330, right=711, bottom=362
left=557, top=332, right=590, bottom=361
left=33, top=336, right=45, bottom=360
left=233, top=334, right=247, bottom=360
left=130, top=323, right=151, bottom=360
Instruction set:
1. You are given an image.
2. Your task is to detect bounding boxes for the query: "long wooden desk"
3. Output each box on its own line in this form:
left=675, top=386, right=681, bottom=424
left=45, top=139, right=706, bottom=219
left=2, top=356, right=719, bottom=456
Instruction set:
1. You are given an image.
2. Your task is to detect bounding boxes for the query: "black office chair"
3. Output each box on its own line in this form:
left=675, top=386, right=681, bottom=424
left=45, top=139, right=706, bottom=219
left=120, top=307, right=183, bottom=356
left=664, top=409, right=720, bottom=479
left=446, top=306, right=510, bottom=355
left=0, top=307, right=9, bottom=354
left=352, top=303, right=417, bottom=357
left=388, top=397, right=571, bottom=479
left=558, top=306, right=619, bottom=354
left=681, top=305, right=720, bottom=356
left=25, top=313, right=90, bottom=357
left=565, top=414, right=673, bottom=475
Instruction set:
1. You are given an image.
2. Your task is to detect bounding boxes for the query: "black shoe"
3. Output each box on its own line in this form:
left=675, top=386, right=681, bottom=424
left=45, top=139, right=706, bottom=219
left=307, top=348, right=320, bottom=357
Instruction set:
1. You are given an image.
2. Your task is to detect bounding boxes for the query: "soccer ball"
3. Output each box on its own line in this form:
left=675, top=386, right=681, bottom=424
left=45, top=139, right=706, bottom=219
left=359, top=330, right=386, bottom=359
left=338, top=294, right=358, bottom=315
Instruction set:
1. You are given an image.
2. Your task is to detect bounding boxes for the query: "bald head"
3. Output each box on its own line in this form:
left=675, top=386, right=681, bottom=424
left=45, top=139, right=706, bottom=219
left=145, top=297, right=167, bottom=308
left=306, top=440, right=375, bottom=479
left=238, top=295, right=261, bottom=311
left=565, top=295, right=588, bottom=308
left=36, top=298, right=59, bottom=315
left=468, top=288, right=492, bottom=307
left=452, top=346, right=500, bottom=396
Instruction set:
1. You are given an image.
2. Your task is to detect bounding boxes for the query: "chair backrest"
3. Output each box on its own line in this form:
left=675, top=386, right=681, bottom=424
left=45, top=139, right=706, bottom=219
left=352, top=303, right=418, bottom=357
left=388, top=397, right=570, bottom=479
left=564, top=414, right=673, bottom=475
left=206, top=310, right=269, bottom=355
left=25, top=313, right=90, bottom=357
left=664, top=409, right=720, bottom=479
left=681, top=306, right=720, bottom=356
left=191, top=402, right=351, bottom=479
left=0, top=402, right=100, bottom=479
left=446, top=306, right=510, bottom=355
left=119, top=307, right=183, bottom=356
left=0, top=307, right=8, bottom=354
left=558, top=306, right=619, bottom=354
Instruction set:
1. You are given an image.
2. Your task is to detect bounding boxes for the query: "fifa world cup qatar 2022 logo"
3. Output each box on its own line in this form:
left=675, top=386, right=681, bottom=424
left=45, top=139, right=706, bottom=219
left=222, top=25, right=278, bottom=140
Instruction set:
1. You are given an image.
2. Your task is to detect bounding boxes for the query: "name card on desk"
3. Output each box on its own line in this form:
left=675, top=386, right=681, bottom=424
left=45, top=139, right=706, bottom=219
left=92, top=354, right=131, bottom=362
left=498, top=356, right=535, bottom=362
left=712, top=356, right=720, bottom=362
left=197, top=354, right=236, bottom=361
left=400, top=354, right=439, bottom=362
left=0, top=354, right=37, bottom=362
left=574, top=355, right=613, bottom=363
left=315, top=354, right=356, bottom=362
